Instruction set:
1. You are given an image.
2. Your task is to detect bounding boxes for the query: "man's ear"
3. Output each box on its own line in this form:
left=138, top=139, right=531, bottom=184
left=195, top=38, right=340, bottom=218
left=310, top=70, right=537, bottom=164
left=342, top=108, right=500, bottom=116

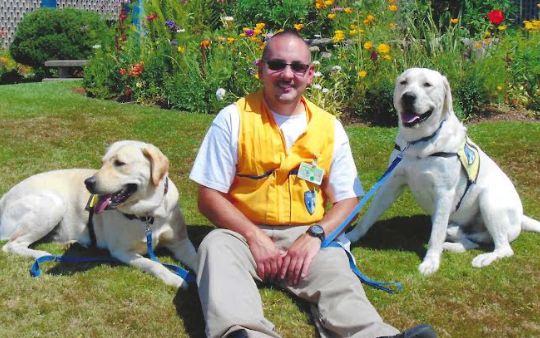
left=143, top=145, right=169, bottom=186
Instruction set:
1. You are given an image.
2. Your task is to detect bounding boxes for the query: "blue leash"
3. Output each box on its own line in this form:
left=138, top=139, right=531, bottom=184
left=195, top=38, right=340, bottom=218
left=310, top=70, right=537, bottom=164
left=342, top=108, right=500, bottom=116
left=321, top=154, right=404, bottom=293
left=30, top=225, right=195, bottom=285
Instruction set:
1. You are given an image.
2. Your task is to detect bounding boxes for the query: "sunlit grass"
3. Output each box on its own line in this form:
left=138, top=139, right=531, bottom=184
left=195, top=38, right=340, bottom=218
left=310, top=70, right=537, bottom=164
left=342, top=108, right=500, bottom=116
left=0, top=81, right=538, bottom=337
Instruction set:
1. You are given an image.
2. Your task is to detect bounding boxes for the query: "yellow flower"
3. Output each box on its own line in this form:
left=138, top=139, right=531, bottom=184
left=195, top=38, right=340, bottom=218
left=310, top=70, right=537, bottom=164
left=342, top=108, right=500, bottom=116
left=316, top=2, right=324, bottom=9
left=524, top=21, right=534, bottom=30
left=333, top=30, right=346, bottom=43
left=364, top=15, right=375, bottom=25
left=377, top=43, right=391, bottom=54
left=227, top=37, right=236, bottom=44
left=484, top=31, right=491, bottom=38
left=363, top=41, right=373, bottom=50
left=496, top=85, right=503, bottom=91
left=349, top=29, right=358, bottom=36
left=388, top=5, right=398, bottom=12
left=255, top=22, right=265, bottom=30
left=388, top=0, right=397, bottom=4
left=450, top=18, right=459, bottom=24
left=294, top=23, right=304, bottom=31
left=324, top=0, right=334, bottom=5
left=389, top=22, right=397, bottom=29
left=382, top=54, right=392, bottom=61
left=240, top=33, right=246, bottom=37
left=328, top=13, right=336, bottom=20
left=498, top=24, right=507, bottom=31
left=344, top=7, right=352, bottom=14
left=358, top=70, right=367, bottom=78
left=177, top=46, right=185, bottom=53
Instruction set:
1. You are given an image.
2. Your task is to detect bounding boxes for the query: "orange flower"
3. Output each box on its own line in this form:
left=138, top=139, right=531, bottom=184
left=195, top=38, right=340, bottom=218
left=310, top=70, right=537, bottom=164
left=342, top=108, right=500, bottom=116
left=294, top=23, right=304, bottom=31
left=450, top=18, right=459, bottom=24
left=388, top=4, right=398, bottom=12
left=200, top=39, right=211, bottom=49
left=119, top=68, right=127, bottom=76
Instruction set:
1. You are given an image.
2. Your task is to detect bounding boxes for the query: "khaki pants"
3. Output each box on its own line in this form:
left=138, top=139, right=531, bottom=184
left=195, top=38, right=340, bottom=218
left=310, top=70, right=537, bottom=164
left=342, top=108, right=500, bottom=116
left=197, top=226, right=400, bottom=338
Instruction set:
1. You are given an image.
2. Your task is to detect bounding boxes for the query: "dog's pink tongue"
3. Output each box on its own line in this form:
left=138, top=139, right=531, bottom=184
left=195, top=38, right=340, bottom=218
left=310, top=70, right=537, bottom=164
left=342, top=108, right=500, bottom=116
left=401, top=112, right=420, bottom=124
left=94, top=194, right=112, bottom=214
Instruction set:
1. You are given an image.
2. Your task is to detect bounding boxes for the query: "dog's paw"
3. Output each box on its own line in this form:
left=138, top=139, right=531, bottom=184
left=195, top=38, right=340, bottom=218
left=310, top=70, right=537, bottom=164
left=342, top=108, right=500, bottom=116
left=472, top=248, right=513, bottom=268
left=442, top=241, right=467, bottom=253
left=418, top=257, right=440, bottom=275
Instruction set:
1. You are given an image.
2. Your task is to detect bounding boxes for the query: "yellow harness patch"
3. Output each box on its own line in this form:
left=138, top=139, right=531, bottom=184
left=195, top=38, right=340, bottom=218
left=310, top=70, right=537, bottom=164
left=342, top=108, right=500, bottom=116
left=457, top=138, right=480, bottom=183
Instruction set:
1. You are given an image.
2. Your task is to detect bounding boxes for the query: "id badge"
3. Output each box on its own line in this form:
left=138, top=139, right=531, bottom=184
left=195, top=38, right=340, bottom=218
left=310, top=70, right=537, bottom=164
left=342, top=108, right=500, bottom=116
left=298, top=162, right=324, bottom=185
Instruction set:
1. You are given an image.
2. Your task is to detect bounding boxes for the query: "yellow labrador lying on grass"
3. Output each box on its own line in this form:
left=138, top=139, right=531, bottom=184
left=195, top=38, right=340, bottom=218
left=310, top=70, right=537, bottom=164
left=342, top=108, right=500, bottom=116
left=347, top=68, right=540, bottom=275
left=0, top=140, right=197, bottom=288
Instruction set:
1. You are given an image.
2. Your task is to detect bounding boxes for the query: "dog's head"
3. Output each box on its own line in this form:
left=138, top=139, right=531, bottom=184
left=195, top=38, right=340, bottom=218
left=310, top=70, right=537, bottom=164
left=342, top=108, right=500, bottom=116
left=84, top=140, right=169, bottom=214
left=394, top=68, right=453, bottom=141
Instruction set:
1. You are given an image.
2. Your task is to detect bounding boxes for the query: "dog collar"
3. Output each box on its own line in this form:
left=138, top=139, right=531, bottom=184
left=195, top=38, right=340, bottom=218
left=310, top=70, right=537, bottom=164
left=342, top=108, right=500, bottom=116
left=408, top=118, right=447, bottom=146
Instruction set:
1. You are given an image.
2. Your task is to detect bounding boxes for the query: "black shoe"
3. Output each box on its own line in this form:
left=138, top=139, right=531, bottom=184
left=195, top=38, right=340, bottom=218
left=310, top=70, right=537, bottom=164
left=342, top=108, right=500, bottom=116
left=379, top=324, right=437, bottom=338
left=226, top=329, right=249, bottom=338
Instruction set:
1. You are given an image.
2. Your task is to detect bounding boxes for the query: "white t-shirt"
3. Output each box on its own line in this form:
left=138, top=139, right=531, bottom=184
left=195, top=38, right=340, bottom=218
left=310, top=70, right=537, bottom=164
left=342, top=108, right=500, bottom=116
left=189, top=103, right=364, bottom=203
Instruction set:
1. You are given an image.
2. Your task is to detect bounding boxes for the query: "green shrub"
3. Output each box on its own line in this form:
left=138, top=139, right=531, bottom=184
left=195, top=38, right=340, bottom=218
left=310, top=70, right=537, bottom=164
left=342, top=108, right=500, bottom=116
left=10, top=8, right=111, bottom=72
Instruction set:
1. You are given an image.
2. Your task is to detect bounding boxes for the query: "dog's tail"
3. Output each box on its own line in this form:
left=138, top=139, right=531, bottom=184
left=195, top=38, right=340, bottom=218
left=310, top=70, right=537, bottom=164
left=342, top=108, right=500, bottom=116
left=522, top=215, right=540, bottom=232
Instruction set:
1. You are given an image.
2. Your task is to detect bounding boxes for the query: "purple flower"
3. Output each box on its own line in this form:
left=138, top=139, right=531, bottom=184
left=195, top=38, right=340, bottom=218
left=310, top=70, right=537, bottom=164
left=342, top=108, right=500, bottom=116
left=245, top=29, right=255, bottom=37
left=165, top=20, right=178, bottom=32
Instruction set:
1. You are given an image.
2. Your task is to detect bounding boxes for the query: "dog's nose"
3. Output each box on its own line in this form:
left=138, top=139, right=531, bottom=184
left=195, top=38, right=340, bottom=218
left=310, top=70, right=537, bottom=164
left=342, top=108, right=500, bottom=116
left=402, top=92, right=417, bottom=105
left=84, top=176, right=97, bottom=193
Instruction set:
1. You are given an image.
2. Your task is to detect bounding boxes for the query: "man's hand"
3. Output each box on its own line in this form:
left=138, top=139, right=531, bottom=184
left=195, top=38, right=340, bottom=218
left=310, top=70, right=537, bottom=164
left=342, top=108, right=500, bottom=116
left=246, top=230, right=286, bottom=281
left=279, top=233, right=321, bottom=285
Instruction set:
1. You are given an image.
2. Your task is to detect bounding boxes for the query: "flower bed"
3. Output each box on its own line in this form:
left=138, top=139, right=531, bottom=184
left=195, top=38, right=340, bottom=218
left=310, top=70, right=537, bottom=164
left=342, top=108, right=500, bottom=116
left=83, top=0, right=540, bottom=123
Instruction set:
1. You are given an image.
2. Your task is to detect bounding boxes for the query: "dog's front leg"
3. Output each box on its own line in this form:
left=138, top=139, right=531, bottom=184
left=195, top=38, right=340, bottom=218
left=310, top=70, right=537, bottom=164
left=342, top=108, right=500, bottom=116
left=111, top=250, right=188, bottom=289
left=347, top=173, right=406, bottom=242
left=418, top=194, right=454, bottom=275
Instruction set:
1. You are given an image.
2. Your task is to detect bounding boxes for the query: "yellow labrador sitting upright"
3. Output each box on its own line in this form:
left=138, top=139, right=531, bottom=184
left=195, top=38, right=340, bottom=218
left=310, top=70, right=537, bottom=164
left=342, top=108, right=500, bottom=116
left=0, top=140, right=197, bottom=288
left=347, top=68, right=540, bottom=275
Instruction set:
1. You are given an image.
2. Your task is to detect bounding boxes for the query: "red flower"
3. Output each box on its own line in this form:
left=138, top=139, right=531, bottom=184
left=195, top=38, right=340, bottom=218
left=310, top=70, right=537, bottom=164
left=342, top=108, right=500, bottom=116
left=129, top=62, right=144, bottom=77
left=487, top=10, right=504, bottom=25
left=146, top=13, right=157, bottom=21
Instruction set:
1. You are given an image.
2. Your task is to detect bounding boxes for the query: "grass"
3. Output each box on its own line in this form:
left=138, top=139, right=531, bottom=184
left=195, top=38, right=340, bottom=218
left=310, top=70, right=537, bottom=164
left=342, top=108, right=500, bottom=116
left=0, top=81, right=539, bottom=338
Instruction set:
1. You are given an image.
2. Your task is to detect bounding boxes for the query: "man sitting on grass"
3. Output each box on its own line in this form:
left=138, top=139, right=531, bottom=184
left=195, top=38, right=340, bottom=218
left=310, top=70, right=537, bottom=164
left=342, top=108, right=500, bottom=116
left=190, top=29, right=437, bottom=338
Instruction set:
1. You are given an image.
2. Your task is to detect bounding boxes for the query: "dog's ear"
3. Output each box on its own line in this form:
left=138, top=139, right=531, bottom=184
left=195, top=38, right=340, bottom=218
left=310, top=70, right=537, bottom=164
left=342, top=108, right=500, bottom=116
left=143, top=146, right=169, bottom=186
left=442, top=76, right=453, bottom=114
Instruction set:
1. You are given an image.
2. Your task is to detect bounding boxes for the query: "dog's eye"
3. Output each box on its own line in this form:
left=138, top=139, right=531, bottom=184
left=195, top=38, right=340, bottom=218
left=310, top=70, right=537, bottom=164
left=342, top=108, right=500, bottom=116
left=423, top=82, right=432, bottom=87
left=399, top=80, right=407, bottom=85
left=114, top=160, right=126, bottom=167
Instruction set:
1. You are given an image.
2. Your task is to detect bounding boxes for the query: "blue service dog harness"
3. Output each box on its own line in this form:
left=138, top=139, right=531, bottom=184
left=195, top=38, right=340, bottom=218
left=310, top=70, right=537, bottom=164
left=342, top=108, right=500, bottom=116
left=30, top=177, right=195, bottom=285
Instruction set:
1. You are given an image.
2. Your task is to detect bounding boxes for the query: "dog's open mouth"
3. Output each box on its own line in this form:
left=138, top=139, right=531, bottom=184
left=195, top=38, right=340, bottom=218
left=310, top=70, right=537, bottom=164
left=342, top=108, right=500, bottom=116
left=94, top=184, right=138, bottom=214
left=400, top=109, right=433, bottom=127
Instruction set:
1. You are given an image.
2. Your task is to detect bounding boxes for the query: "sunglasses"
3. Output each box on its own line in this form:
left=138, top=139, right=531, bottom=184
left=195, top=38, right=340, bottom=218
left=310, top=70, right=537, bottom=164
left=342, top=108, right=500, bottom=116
left=265, top=59, right=310, bottom=74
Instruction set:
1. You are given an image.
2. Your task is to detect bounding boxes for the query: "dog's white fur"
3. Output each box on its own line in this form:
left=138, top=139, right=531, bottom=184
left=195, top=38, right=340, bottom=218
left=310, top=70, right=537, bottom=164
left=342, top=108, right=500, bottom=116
left=347, top=68, right=540, bottom=275
left=0, top=140, right=197, bottom=288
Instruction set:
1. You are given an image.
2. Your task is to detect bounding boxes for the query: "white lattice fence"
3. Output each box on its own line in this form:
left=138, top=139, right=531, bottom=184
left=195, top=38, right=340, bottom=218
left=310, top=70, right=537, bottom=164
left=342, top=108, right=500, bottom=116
left=0, top=0, right=120, bottom=49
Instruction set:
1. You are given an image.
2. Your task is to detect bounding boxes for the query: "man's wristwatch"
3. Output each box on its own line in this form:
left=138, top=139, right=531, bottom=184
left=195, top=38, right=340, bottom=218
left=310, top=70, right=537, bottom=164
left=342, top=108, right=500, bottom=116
left=306, top=224, right=325, bottom=242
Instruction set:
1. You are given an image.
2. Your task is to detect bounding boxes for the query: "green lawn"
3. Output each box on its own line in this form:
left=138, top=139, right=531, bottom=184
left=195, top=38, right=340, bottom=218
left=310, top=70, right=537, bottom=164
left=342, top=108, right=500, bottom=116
left=0, top=81, right=538, bottom=338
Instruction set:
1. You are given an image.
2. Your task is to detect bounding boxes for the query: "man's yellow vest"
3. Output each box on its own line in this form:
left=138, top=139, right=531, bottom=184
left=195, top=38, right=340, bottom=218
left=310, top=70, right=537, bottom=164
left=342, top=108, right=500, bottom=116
left=228, top=90, right=335, bottom=225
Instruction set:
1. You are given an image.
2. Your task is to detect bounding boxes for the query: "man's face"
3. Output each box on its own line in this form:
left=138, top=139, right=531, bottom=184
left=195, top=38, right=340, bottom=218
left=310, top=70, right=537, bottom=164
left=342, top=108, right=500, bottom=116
left=258, top=35, right=314, bottom=112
